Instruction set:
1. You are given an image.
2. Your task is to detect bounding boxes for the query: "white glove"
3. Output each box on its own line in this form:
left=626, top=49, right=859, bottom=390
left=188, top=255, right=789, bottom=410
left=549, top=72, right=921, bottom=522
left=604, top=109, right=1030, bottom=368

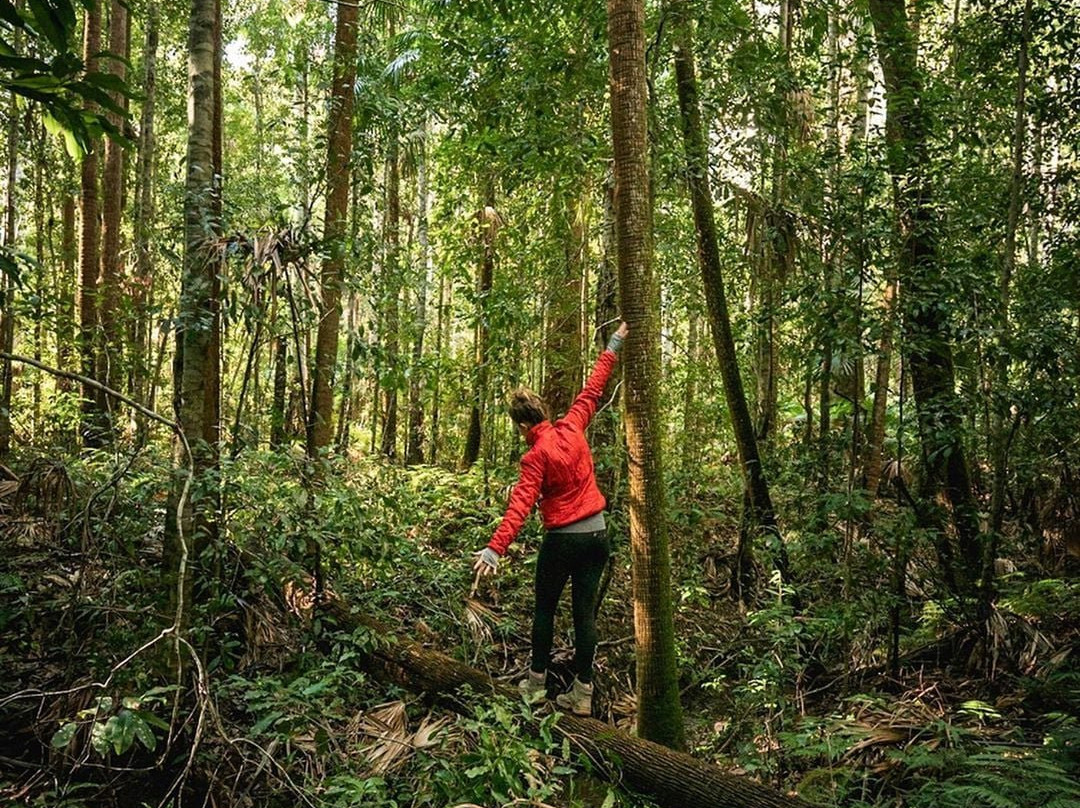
left=472, top=548, right=499, bottom=576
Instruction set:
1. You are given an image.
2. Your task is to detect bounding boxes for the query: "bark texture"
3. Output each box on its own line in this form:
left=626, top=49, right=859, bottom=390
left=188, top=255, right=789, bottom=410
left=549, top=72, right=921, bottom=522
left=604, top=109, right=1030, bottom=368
left=98, top=0, right=128, bottom=417
left=328, top=607, right=808, bottom=808
left=543, top=191, right=586, bottom=419
left=463, top=181, right=496, bottom=468
left=164, top=0, right=220, bottom=619
left=132, top=0, right=159, bottom=430
left=607, top=0, right=686, bottom=750
left=307, top=0, right=358, bottom=457
left=79, top=1, right=103, bottom=446
left=406, top=132, right=430, bottom=465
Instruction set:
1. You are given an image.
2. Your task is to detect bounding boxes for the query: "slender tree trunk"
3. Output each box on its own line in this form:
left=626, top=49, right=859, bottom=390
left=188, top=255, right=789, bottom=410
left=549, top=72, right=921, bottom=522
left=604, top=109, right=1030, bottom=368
left=406, top=130, right=430, bottom=465
left=271, top=335, right=288, bottom=450
left=380, top=134, right=401, bottom=459
left=753, top=0, right=793, bottom=447
left=97, top=0, right=129, bottom=434
left=607, top=0, right=686, bottom=751
left=869, top=0, right=981, bottom=594
left=336, top=294, right=356, bottom=452
left=543, top=190, right=586, bottom=418
left=668, top=0, right=788, bottom=589
left=32, top=122, right=45, bottom=437
left=164, top=0, right=220, bottom=623
left=864, top=276, right=898, bottom=496
left=430, top=269, right=446, bottom=464
left=132, top=0, right=159, bottom=438
left=986, top=0, right=1032, bottom=588
left=681, top=313, right=698, bottom=473
left=592, top=170, right=621, bottom=498
left=0, top=74, right=18, bottom=457
left=463, top=180, right=496, bottom=468
left=78, top=1, right=103, bottom=446
left=307, top=0, right=358, bottom=458
left=58, top=190, right=77, bottom=388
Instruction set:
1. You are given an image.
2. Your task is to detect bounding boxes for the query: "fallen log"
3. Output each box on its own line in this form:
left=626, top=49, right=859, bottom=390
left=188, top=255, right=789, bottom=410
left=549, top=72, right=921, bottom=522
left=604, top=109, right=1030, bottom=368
left=329, top=604, right=808, bottom=808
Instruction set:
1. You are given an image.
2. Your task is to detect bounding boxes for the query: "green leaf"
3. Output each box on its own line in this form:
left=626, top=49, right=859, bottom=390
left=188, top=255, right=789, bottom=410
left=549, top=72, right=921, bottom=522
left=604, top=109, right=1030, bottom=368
left=27, top=0, right=70, bottom=52
left=132, top=715, right=156, bottom=751
left=250, top=710, right=285, bottom=735
left=134, top=709, right=170, bottom=731
left=105, top=710, right=136, bottom=755
left=50, top=722, right=78, bottom=748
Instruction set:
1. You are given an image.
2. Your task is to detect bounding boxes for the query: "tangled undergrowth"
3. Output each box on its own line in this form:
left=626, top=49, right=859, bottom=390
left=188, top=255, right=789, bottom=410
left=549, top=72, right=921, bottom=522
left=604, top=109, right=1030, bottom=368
left=1, top=446, right=1078, bottom=808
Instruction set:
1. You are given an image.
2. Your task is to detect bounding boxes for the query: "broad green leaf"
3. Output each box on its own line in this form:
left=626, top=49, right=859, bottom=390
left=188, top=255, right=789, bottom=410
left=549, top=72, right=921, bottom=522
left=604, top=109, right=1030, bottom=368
left=50, top=722, right=78, bottom=748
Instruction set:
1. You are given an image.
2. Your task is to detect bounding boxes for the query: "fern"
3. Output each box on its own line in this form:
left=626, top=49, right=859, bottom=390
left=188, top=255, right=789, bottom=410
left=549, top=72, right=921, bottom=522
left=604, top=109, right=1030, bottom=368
left=909, top=745, right=1080, bottom=808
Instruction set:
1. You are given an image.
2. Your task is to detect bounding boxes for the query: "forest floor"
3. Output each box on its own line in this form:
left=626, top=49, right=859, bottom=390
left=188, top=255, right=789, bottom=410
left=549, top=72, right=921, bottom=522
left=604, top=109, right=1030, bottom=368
left=0, top=449, right=1078, bottom=807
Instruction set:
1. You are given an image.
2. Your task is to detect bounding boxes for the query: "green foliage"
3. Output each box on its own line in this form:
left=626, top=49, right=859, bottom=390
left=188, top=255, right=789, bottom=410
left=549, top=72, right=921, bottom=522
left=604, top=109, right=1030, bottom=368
left=50, top=689, right=173, bottom=759
left=0, top=0, right=134, bottom=156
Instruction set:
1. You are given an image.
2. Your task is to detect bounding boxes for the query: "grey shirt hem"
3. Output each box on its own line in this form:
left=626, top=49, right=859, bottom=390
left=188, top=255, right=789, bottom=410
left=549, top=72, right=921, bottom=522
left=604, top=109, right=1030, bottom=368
left=548, top=511, right=607, bottom=534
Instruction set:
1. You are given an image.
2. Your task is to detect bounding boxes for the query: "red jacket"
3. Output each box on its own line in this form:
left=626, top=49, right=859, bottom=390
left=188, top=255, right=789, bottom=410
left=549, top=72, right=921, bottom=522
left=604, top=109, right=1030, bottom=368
left=487, top=349, right=618, bottom=556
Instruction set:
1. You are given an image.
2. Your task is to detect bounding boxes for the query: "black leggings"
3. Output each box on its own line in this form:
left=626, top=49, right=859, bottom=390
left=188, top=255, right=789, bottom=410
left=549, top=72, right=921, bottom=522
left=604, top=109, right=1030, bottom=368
left=530, top=529, right=610, bottom=683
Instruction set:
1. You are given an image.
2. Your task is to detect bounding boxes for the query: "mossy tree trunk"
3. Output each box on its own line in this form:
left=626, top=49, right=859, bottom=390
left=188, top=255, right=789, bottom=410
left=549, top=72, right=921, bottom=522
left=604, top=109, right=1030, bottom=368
left=606, top=0, right=686, bottom=751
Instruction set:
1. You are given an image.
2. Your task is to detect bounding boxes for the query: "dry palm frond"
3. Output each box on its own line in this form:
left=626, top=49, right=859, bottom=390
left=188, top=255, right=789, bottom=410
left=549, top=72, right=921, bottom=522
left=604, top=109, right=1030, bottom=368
left=0, top=478, right=18, bottom=509
left=0, top=516, right=54, bottom=547
left=351, top=701, right=411, bottom=775
left=17, top=457, right=75, bottom=518
left=347, top=703, right=452, bottom=776
left=411, top=714, right=451, bottom=750
left=462, top=597, right=495, bottom=647
left=284, top=578, right=315, bottom=620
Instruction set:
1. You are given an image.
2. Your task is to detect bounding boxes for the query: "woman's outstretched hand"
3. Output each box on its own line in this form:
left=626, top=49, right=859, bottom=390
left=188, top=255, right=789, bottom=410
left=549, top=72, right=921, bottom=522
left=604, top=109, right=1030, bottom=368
left=472, top=547, right=499, bottom=576
left=615, top=321, right=629, bottom=340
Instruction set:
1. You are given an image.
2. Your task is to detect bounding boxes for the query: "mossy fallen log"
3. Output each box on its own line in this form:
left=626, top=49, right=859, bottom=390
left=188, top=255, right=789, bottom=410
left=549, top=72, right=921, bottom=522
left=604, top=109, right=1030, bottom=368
left=329, top=604, right=808, bottom=808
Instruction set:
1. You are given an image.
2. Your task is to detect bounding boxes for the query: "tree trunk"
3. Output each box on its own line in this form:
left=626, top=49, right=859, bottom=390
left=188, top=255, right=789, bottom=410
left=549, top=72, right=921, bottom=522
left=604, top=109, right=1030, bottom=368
left=668, top=1, right=788, bottom=588
left=307, top=0, right=358, bottom=458
left=132, top=0, right=159, bottom=437
left=543, top=190, right=586, bottom=419
left=58, top=190, right=77, bottom=388
left=607, top=0, right=686, bottom=750
left=328, top=607, right=808, bottom=808
left=463, top=180, right=496, bottom=469
left=864, top=276, right=897, bottom=497
left=78, top=0, right=103, bottom=446
left=32, top=122, right=45, bottom=437
left=406, top=129, right=430, bottom=465
left=681, top=312, right=699, bottom=473
left=868, top=0, right=981, bottom=594
left=164, top=0, right=220, bottom=624
left=380, top=134, right=401, bottom=459
left=0, top=70, right=17, bottom=458
left=97, top=0, right=129, bottom=434
left=271, top=335, right=288, bottom=450
left=988, top=0, right=1031, bottom=537
left=592, top=170, right=621, bottom=499
left=430, top=268, right=447, bottom=464
left=336, top=294, right=356, bottom=453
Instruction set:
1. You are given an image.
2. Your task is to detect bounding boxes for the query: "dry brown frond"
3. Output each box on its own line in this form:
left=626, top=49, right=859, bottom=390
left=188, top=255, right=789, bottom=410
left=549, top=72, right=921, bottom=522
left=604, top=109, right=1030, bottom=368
left=347, top=703, right=453, bottom=777
left=351, top=700, right=411, bottom=775
left=463, top=597, right=495, bottom=647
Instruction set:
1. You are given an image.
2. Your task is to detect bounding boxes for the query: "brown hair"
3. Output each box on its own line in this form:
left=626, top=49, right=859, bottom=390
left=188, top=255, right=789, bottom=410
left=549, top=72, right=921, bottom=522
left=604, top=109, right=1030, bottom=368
left=508, top=388, right=549, bottom=427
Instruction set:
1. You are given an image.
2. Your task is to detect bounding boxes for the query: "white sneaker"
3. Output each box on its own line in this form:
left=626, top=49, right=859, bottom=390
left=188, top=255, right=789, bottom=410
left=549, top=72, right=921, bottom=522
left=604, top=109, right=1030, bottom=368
left=555, top=677, right=593, bottom=716
left=518, top=670, right=547, bottom=701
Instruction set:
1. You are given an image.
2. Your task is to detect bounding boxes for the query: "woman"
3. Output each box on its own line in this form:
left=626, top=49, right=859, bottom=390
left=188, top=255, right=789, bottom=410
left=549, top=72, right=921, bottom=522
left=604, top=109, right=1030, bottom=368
left=472, top=322, right=628, bottom=716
